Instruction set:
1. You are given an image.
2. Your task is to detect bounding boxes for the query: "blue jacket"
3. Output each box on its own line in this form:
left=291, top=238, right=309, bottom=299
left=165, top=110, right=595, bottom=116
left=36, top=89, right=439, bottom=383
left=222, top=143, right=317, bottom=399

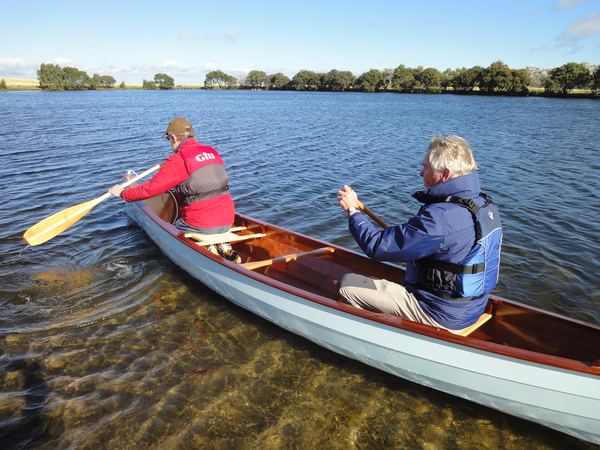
left=348, top=172, right=492, bottom=329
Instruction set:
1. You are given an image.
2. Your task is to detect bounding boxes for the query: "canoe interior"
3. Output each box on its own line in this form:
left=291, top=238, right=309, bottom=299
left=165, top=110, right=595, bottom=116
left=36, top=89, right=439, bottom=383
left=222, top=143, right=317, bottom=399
left=141, top=193, right=600, bottom=373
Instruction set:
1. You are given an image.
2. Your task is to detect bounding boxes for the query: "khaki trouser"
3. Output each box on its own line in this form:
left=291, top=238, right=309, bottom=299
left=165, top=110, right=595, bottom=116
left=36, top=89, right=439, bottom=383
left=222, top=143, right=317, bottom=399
left=339, top=273, right=444, bottom=328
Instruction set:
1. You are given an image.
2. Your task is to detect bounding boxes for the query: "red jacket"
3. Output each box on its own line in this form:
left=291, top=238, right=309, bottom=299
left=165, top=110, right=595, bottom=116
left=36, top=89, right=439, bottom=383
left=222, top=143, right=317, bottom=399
left=122, top=138, right=235, bottom=229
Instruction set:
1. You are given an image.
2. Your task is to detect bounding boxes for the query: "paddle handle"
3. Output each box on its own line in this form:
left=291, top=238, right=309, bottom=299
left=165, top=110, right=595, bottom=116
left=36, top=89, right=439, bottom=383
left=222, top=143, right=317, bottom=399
left=100, top=164, right=161, bottom=202
left=357, top=200, right=389, bottom=229
left=120, top=164, right=161, bottom=188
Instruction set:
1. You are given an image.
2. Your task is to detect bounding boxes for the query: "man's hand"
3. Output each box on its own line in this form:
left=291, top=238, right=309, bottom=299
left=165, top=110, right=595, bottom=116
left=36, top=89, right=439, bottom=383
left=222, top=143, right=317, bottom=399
left=108, top=184, right=124, bottom=198
left=337, top=185, right=360, bottom=214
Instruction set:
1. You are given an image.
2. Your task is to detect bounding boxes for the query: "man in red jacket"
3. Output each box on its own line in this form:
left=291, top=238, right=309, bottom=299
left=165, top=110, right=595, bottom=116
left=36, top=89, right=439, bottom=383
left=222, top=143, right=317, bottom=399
left=109, top=117, right=236, bottom=256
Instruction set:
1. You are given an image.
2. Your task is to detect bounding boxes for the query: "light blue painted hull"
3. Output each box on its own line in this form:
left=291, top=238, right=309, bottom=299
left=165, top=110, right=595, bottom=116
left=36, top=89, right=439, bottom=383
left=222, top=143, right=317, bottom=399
left=127, top=203, right=600, bottom=444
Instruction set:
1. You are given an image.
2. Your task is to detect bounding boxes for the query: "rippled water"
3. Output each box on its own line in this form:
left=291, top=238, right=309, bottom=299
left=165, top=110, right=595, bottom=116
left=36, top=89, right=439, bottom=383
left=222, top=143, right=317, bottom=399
left=1, top=90, right=599, bottom=449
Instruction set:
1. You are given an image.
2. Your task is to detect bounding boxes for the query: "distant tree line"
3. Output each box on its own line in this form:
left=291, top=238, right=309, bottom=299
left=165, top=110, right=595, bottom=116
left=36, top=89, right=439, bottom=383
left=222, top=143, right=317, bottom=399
left=34, top=61, right=599, bottom=96
left=208, top=61, right=600, bottom=97
left=37, top=64, right=116, bottom=90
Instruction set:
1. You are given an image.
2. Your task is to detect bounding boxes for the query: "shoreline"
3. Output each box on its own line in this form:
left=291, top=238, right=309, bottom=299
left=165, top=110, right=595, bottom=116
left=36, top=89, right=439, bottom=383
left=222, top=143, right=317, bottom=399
left=1, top=78, right=598, bottom=99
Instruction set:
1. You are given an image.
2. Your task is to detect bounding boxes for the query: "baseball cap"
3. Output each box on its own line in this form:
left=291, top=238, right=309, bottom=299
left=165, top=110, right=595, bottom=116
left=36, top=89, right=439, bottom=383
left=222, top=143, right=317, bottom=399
left=165, top=117, right=195, bottom=136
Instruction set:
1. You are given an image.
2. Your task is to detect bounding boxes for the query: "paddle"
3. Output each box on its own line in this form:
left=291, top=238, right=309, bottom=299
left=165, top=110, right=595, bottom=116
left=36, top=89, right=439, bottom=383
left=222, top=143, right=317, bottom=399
left=23, top=164, right=160, bottom=246
left=356, top=200, right=389, bottom=229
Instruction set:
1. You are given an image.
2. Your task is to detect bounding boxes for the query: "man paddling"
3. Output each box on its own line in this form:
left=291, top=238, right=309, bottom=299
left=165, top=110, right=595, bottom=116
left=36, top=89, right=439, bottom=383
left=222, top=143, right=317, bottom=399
left=109, top=117, right=237, bottom=259
left=337, top=136, right=502, bottom=332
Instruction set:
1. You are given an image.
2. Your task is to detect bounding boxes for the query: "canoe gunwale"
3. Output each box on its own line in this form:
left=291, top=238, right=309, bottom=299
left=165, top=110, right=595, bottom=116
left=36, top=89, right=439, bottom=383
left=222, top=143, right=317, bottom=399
left=136, top=202, right=600, bottom=377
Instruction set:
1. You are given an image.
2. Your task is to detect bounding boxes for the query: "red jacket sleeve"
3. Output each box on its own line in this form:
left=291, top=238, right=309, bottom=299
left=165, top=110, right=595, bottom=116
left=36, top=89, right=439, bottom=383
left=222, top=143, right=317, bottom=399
left=121, top=153, right=187, bottom=202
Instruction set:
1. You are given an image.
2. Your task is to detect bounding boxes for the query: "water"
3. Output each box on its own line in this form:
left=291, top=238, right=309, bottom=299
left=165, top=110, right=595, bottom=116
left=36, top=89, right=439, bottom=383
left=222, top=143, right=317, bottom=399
left=1, top=90, right=599, bottom=449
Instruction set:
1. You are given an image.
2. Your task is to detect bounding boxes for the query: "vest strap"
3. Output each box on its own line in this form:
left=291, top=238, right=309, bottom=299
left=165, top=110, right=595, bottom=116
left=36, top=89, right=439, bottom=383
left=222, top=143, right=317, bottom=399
left=426, top=260, right=486, bottom=275
left=183, top=185, right=230, bottom=205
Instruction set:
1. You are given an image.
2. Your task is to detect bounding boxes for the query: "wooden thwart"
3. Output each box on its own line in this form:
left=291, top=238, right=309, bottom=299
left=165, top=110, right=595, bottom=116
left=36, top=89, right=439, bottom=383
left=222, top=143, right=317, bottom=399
left=185, top=228, right=266, bottom=246
left=450, top=313, right=492, bottom=337
left=242, top=247, right=335, bottom=270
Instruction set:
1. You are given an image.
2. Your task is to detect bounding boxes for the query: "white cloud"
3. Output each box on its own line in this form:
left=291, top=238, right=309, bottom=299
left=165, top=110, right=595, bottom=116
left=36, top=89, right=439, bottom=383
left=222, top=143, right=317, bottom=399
left=562, top=12, right=600, bottom=39
left=0, top=57, right=36, bottom=77
left=553, top=11, right=600, bottom=53
left=224, top=29, right=239, bottom=41
left=0, top=57, right=27, bottom=67
left=553, top=0, right=590, bottom=10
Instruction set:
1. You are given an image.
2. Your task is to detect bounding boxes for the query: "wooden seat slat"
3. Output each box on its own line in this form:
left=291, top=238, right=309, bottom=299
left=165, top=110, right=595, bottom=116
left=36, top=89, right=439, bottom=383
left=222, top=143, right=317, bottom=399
left=185, top=231, right=265, bottom=246
left=242, top=247, right=335, bottom=270
left=450, top=313, right=492, bottom=337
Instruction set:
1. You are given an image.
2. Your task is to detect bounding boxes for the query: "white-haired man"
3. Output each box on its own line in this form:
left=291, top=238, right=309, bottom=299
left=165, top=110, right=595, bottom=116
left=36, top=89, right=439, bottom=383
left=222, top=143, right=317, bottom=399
left=337, top=136, right=502, bottom=332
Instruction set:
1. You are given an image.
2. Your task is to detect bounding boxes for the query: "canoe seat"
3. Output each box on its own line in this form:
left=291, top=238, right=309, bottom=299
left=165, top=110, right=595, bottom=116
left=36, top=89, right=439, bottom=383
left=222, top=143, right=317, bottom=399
left=449, top=313, right=492, bottom=337
left=185, top=227, right=266, bottom=246
left=241, top=247, right=335, bottom=271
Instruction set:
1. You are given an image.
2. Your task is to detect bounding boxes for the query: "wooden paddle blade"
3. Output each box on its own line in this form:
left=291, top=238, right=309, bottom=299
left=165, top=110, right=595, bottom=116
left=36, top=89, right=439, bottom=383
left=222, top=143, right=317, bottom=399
left=23, top=196, right=105, bottom=246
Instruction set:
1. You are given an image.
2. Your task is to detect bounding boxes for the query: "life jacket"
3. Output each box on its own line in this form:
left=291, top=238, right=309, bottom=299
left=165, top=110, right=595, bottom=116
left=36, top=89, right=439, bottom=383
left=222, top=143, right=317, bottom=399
left=173, top=139, right=230, bottom=205
left=413, top=192, right=502, bottom=300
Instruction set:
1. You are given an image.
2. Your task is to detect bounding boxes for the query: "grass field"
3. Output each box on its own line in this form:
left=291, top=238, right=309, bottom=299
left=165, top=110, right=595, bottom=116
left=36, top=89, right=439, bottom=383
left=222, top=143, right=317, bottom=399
left=2, top=77, right=40, bottom=88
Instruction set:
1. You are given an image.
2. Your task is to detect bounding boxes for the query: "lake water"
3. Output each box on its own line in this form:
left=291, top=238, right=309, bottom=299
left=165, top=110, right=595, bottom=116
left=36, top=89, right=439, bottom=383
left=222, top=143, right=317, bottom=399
left=1, top=90, right=599, bottom=449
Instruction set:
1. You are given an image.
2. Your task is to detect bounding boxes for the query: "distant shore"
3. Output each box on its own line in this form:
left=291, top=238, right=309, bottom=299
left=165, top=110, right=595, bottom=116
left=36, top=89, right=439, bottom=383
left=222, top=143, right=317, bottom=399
left=1, top=77, right=597, bottom=99
left=0, top=78, right=205, bottom=91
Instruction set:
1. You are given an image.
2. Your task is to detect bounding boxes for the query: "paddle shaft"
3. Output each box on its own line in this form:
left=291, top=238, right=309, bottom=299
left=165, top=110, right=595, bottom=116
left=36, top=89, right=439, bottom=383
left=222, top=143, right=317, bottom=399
left=241, top=247, right=335, bottom=270
left=356, top=200, right=389, bottom=229
left=60, top=164, right=162, bottom=213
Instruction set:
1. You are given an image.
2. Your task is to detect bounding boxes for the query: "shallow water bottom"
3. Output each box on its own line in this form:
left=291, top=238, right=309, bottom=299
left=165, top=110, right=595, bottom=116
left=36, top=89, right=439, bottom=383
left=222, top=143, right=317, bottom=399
left=0, top=268, right=594, bottom=450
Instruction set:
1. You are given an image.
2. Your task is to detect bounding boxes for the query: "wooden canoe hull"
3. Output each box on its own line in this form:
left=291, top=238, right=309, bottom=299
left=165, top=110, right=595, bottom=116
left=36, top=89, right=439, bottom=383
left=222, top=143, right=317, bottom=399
left=125, top=197, right=600, bottom=444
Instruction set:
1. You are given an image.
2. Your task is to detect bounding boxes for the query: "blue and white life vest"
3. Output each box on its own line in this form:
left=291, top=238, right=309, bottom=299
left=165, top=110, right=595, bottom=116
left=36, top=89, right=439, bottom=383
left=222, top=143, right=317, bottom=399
left=414, top=193, right=502, bottom=299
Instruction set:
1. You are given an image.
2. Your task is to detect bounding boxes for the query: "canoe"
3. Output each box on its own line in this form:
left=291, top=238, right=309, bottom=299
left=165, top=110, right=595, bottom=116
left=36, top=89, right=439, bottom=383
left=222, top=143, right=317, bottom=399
left=125, top=192, right=600, bottom=444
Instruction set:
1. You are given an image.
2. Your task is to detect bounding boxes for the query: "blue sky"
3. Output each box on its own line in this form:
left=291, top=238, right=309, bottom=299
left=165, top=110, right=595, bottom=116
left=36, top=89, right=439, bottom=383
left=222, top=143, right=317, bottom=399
left=1, top=0, right=599, bottom=84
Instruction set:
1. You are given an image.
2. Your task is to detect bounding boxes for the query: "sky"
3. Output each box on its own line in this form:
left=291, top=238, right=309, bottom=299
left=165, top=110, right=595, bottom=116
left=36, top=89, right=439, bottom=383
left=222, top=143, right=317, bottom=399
left=1, top=0, right=599, bottom=84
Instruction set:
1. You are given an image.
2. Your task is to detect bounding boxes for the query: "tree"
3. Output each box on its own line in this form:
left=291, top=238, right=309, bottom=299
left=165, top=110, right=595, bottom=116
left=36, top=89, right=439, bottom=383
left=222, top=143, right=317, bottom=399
left=204, top=70, right=237, bottom=89
left=391, top=65, right=416, bottom=92
left=37, top=63, right=65, bottom=90
left=542, top=77, right=561, bottom=95
left=291, top=70, right=321, bottom=90
left=90, top=73, right=101, bottom=89
left=119, top=81, right=126, bottom=89
left=414, top=67, right=443, bottom=92
left=593, top=66, right=600, bottom=95
left=481, top=61, right=513, bottom=93
left=356, top=69, right=385, bottom=92
left=267, top=72, right=290, bottom=90
left=440, top=68, right=457, bottom=91
left=62, top=66, right=91, bottom=90
left=142, top=79, right=157, bottom=89
left=450, top=66, right=483, bottom=92
left=526, top=66, right=547, bottom=88
left=546, top=62, right=591, bottom=94
left=154, top=73, right=174, bottom=89
left=98, top=75, right=116, bottom=88
left=510, top=69, right=530, bottom=94
left=321, top=69, right=354, bottom=91
left=244, top=70, right=267, bottom=89
left=226, top=74, right=238, bottom=88
left=382, top=68, right=394, bottom=90
left=0, top=79, right=7, bottom=90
